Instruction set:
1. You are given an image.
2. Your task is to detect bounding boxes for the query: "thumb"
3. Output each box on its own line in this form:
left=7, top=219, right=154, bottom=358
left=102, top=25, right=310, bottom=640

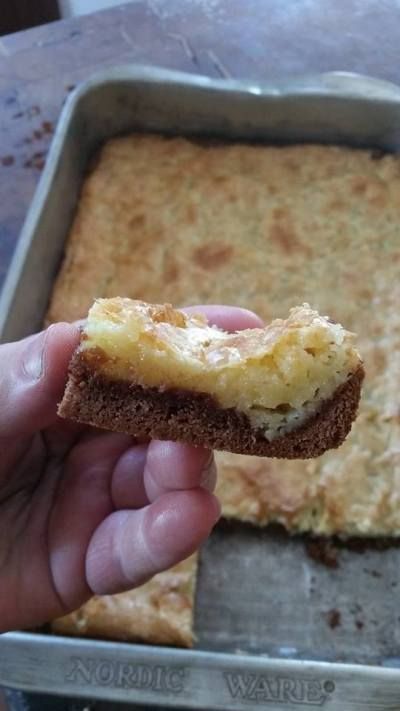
left=0, top=323, right=80, bottom=437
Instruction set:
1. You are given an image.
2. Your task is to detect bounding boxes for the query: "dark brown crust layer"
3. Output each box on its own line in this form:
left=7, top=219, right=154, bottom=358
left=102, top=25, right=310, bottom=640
left=58, top=353, right=364, bottom=459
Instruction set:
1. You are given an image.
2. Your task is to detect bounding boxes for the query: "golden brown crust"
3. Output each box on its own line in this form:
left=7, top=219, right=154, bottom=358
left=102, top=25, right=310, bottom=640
left=59, top=352, right=364, bottom=459
left=52, top=556, right=197, bottom=647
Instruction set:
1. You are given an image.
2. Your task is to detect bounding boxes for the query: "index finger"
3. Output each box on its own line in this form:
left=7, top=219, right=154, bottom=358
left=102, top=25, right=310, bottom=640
left=183, top=304, right=264, bottom=331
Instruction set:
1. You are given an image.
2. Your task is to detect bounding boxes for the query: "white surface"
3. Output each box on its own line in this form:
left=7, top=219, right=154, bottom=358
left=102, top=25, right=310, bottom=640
left=58, top=0, right=126, bottom=17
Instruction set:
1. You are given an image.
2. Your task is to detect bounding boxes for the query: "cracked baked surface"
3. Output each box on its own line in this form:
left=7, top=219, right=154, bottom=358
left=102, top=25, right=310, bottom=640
left=59, top=298, right=363, bottom=458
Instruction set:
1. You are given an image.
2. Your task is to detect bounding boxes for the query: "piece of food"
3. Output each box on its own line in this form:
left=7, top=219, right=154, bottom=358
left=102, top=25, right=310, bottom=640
left=59, top=298, right=363, bottom=458
left=52, top=556, right=197, bottom=647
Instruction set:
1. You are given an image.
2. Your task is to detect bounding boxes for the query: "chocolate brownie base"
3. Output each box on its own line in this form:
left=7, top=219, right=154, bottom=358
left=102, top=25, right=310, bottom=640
left=58, top=355, right=364, bottom=459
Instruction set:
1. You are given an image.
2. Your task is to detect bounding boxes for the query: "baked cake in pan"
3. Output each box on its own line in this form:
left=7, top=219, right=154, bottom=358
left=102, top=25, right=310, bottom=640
left=48, top=135, right=400, bottom=644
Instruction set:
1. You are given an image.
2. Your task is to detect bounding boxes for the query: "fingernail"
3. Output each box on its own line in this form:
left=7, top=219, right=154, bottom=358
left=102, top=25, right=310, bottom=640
left=210, top=494, right=222, bottom=522
left=200, top=454, right=217, bottom=490
left=22, top=332, right=46, bottom=381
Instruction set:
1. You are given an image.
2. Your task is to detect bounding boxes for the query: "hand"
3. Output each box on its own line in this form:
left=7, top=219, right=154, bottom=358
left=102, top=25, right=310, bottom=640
left=0, top=305, right=262, bottom=632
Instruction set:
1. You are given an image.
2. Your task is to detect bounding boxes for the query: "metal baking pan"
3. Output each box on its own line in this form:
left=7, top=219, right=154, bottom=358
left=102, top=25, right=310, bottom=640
left=1, top=66, right=400, bottom=710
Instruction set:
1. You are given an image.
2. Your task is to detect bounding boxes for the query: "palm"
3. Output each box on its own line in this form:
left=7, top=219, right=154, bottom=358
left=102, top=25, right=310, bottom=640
left=0, top=421, right=120, bottom=629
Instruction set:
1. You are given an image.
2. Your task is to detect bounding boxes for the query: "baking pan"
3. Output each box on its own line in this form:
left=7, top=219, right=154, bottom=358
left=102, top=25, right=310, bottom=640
left=1, top=66, right=400, bottom=710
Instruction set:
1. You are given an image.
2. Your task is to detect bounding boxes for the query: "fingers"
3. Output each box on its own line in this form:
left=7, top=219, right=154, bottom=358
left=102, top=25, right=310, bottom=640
left=111, top=441, right=216, bottom=508
left=50, top=433, right=219, bottom=603
left=0, top=323, right=80, bottom=437
left=48, top=432, right=132, bottom=609
left=144, top=441, right=216, bottom=501
left=183, top=304, right=264, bottom=331
left=85, top=489, right=220, bottom=595
left=111, top=443, right=149, bottom=509
left=50, top=432, right=215, bottom=608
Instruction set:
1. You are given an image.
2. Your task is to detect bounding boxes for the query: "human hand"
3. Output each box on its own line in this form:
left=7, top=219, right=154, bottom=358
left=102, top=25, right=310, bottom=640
left=0, top=305, right=262, bottom=633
